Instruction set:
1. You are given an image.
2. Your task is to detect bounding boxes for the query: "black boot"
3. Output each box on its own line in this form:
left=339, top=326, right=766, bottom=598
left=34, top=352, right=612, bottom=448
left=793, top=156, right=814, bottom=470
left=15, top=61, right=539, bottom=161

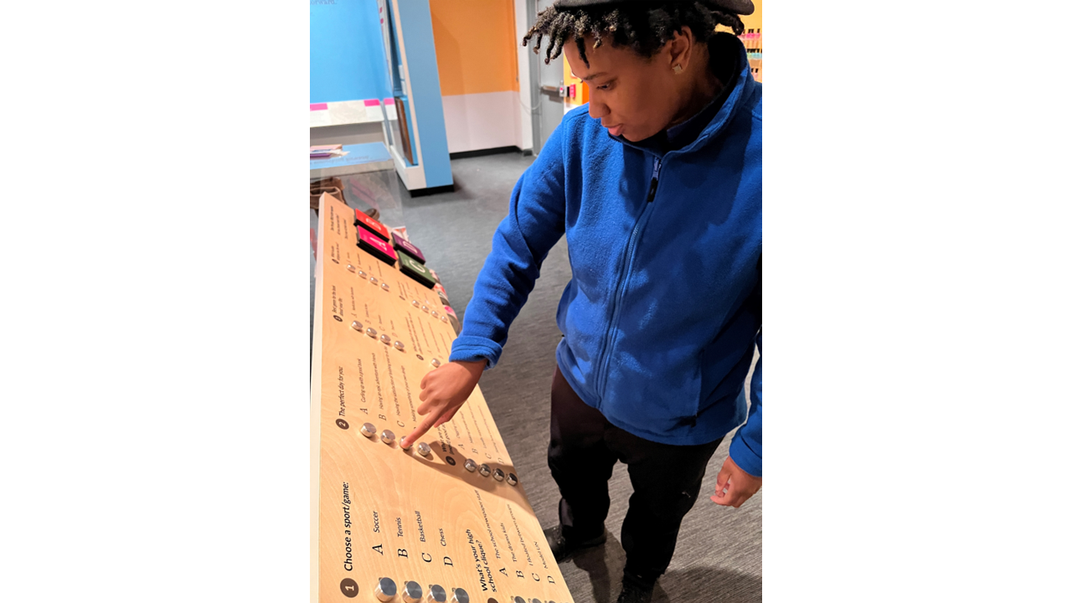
left=542, top=524, right=607, bottom=563
left=616, top=579, right=655, bottom=603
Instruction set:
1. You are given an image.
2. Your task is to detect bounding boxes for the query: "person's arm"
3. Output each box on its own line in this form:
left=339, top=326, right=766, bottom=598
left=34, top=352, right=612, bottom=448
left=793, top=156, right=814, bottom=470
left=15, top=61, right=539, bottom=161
left=712, top=330, right=762, bottom=508
left=402, top=118, right=569, bottom=447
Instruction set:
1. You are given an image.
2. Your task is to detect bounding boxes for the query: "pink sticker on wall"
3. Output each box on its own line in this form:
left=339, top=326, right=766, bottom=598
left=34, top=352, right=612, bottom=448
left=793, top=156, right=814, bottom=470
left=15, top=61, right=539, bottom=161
left=310, top=103, right=328, bottom=111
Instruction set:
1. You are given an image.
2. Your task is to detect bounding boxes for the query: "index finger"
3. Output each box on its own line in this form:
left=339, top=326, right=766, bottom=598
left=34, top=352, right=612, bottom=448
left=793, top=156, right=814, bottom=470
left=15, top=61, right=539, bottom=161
left=402, top=412, right=439, bottom=450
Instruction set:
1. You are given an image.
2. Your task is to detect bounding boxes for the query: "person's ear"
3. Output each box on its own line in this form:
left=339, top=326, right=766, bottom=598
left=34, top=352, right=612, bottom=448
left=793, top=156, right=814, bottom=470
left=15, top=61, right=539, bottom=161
left=667, top=26, right=695, bottom=75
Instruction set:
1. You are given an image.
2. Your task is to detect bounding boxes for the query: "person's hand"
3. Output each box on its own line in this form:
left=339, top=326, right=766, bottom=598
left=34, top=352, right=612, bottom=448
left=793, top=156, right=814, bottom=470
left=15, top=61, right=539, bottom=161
left=400, top=360, right=485, bottom=449
left=711, top=456, right=762, bottom=508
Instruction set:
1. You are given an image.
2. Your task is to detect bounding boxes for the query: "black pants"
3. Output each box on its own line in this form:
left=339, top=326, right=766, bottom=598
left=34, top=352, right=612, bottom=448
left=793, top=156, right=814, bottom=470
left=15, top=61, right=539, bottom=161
left=548, top=366, right=723, bottom=586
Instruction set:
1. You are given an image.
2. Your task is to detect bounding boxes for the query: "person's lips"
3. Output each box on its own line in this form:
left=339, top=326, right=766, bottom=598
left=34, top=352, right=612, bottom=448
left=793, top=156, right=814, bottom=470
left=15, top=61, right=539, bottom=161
left=605, top=123, right=624, bottom=136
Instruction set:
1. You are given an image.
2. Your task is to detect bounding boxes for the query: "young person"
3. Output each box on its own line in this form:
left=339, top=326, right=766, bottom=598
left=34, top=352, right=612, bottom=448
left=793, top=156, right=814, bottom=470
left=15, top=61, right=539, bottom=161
left=403, top=2, right=762, bottom=600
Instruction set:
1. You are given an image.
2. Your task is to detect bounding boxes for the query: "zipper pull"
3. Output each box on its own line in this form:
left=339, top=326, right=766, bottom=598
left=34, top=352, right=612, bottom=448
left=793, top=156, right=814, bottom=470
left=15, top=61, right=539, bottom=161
left=646, top=157, right=662, bottom=203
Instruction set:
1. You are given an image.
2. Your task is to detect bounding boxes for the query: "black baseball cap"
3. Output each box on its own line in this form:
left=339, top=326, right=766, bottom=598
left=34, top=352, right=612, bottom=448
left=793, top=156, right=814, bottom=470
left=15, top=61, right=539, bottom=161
left=553, top=0, right=755, bottom=15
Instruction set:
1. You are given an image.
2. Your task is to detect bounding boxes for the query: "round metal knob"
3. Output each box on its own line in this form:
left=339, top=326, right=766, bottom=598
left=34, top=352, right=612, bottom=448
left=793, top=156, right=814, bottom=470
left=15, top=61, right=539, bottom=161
left=450, top=588, right=470, bottom=603
left=381, top=282, right=390, bottom=291
left=380, top=334, right=392, bottom=345
left=374, top=577, right=397, bottom=602
left=370, top=276, right=379, bottom=285
left=493, top=468, right=505, bottom=482
left=464, top=459, right=477, bottom=473
left=366, top=327, right=378, bottom=338
left=421, top=305, right=429, bottom=313
left=426, top=584, right=447, bottom=602
left=358, top=270, right=368, bottom=279
left=351, top=321, right=363, bottom=331
left=417, top=442, right=432, bottom=457
left=513, top=597, right=525, bottom=603
left=506, top=473, right=518, bottom=486
left=360, top=423, right=376, bottom=438
left=441, top=316, right=449, bottom=323
left=393, top=340, right=405, bottom=351
left=478, top=464, right=491, bottom=477
left=431, top=310, right=439, bottom=318
left=346, top=263, right=356, bottom=273
left=430, top=358, right=441, bottom=368
left=412, top=299, right=420, bottom=307
left=402, top=581, right=422, bottom=603
left=381, top=430, right=395, bottom=445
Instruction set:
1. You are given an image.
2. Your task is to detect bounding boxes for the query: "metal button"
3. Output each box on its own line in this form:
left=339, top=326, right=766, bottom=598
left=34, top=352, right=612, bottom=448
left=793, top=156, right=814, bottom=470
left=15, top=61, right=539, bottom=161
left=366, top=327, right=378, bottom=338
left=507, top=473, right=518, bottom=486
left=351, top=321, right=363, bottom=331
left=478, top=464, right=491, bottom=477
left=412, top=300, right=420, bottom=307
left=381, top=282, right=390, bottom=291
left=380, top=334, right=392, bottom=345
left=427, top=584, right=447, bottom=602
left=370, top=276, right=379, bottom=285
left=381, top=430, right=395, bottom=445
left=402, top=581, right=422, bottom=603
left=374, top=577, right=397, bottom=602
left=493, top=468, right=505, bottom=482
left=464, top=459, right=477, bottom=473
left=421, top=305, right=429, bottom=313
left=346, top=263, right=356, bottom=273
left=440, top=316, right=448, bottom=323
left=358, top=270, right=368, bottom=279
left=514, top=597, right=525, bottom=603
left=450, top=588, right=470, bottom=603
left=431, top=310, right=439, bottom=318
left=430, top=358, right=441, bottom=368
left=360, top=423, right=376, bottom=438
left=393, top=340, right=405, bottom=351
left=417, top=442, right=432, bottom=457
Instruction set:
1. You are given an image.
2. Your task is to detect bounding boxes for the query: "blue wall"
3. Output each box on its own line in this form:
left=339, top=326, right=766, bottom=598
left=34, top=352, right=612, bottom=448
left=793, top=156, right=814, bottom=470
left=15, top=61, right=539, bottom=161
left=310, top=0, right=390, bottom=104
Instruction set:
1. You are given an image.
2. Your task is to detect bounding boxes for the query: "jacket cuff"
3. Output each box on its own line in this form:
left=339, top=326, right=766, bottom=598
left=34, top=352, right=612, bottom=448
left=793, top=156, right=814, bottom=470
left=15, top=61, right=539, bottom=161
left=449, top=336, right=504, bottom=369
left=728, top=435, right=762, bottom=478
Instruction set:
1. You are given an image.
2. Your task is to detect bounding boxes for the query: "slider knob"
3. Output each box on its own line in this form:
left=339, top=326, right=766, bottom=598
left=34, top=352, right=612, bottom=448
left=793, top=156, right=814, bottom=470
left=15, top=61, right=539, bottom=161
left=430, top=358, right=441, bottom=368
left=417, top=442, right=432, bottom=457
left=402, top=581, right=423, bottom=603
left=506, top=473, right=518, bottom=486
left=478, top=464, right=491, bottom=477
left=493, top=468, right=505, bottom=482
left=381, top=430, right=396, bottom=445
left=464, top=459, right=477, bottom=473
left=374, top=577, right=397, bottom=602
left=346, top=263, right=356, bottom=273
left=360, top=423, right=377, bottom=438
left=393, top=340, right=406, bottom=351
left=358, top=270, right=368, bottom=279
left=426, top=584, right=447, bottom=602
left=370, top=276, right=380, bottom=285
left=450, top=588, right=470, bottom=603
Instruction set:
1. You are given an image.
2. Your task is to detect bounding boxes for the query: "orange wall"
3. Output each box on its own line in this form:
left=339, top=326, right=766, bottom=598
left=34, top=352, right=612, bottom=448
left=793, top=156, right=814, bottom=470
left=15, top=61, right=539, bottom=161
left=429, top=0, right=520, bottom=97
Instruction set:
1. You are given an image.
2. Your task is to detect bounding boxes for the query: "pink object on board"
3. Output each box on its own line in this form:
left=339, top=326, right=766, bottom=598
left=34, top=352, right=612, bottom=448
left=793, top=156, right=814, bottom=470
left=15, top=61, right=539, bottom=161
left=310, top=103, right=328, bottom=111
left=364, top=99, right=380, bottom=106
left=384, top=98, right=395, bottom=105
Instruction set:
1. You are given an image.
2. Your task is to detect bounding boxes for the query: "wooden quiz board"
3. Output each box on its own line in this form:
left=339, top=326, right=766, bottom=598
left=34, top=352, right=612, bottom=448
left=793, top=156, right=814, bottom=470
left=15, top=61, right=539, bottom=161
left=312, top=194, right=574, bottom=603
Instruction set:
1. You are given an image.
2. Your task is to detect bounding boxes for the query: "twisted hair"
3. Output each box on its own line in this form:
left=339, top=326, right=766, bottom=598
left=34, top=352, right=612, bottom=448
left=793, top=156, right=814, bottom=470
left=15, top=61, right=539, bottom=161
left=522, top=1, right=745, bottom=66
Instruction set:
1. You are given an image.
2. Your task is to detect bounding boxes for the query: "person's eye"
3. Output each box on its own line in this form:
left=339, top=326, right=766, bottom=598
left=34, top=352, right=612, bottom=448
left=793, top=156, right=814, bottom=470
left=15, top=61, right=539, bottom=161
left=596, top=80, right=614, bottom=90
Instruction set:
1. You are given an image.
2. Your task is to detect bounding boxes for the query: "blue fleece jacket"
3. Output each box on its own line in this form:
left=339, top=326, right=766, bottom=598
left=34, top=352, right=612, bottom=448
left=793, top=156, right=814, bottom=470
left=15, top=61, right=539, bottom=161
left=450, top=39, right=762, bottom=477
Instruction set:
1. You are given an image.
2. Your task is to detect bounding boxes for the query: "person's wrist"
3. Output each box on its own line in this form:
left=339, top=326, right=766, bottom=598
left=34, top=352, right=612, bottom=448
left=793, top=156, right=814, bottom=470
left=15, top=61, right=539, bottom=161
left=453, top=359, right=486, bottom=379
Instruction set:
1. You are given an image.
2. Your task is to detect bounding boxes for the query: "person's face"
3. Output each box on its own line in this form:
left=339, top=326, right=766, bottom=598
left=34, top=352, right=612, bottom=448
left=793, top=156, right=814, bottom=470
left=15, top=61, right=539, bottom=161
left=562, top=33, right=684, bottom=142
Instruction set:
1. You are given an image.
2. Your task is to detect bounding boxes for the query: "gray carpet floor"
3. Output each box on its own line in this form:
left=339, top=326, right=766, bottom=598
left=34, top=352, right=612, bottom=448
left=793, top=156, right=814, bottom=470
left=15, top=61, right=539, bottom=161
left=343, top=152, right=762, bottom=602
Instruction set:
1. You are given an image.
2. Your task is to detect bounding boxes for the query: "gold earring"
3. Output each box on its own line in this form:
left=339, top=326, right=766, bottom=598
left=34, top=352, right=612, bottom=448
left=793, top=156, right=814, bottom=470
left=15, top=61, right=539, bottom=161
left=673, top=64, right=683, bottom=74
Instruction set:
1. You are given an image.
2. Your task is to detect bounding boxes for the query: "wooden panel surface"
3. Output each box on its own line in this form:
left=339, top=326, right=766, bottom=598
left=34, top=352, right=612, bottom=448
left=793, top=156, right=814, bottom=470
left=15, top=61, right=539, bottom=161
left=312, top=194, right=573, bottom=603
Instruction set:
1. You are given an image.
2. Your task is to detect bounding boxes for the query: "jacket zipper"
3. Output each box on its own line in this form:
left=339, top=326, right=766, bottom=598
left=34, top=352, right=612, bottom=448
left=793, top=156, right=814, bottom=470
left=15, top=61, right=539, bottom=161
left=595, top=155, right=662, bottom=399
